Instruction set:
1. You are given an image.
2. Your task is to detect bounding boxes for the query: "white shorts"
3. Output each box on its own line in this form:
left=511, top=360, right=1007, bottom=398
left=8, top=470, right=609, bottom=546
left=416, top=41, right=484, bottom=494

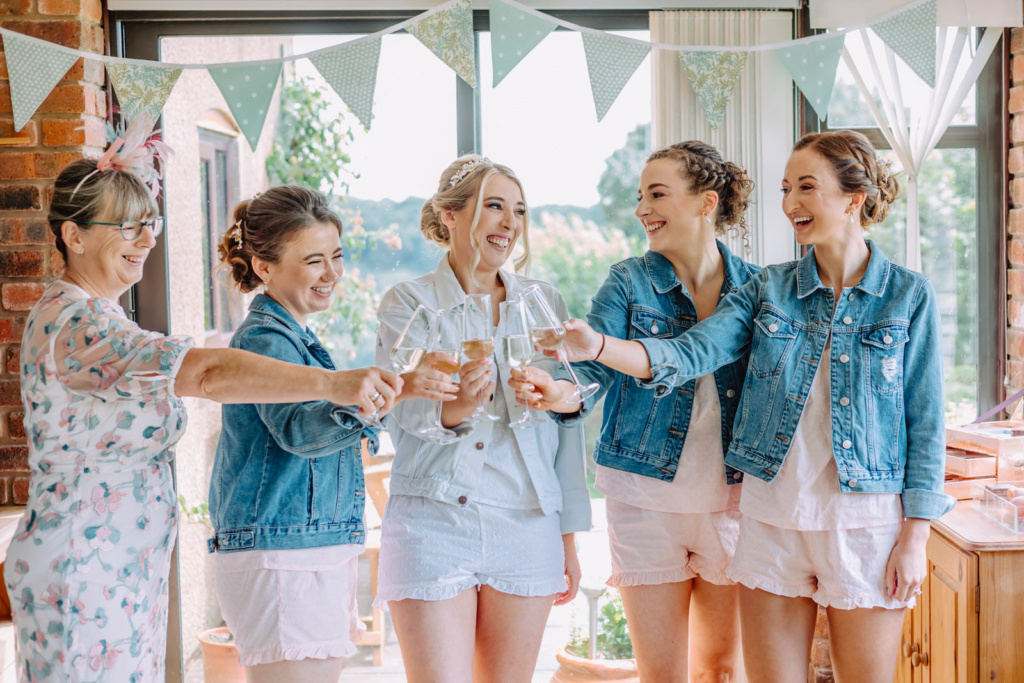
left=605, top=498, right=740, bottom=587
left=215, top=550, right=364, bottom=666
left=726, top=516, right=915, bottom=610
left=376, top=494, right=566, bottom=609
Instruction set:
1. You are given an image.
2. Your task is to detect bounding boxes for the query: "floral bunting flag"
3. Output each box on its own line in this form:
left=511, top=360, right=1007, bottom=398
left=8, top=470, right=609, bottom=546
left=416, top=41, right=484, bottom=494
left=488, top=0, right=557, bottom=87
left=106, top=62, right=183, bottom=122
left=406, top=0, right=476, bottom=88
left=774, top=34, right=846, bottom=120
left=4, top=32, right=80, bottom=131
left=310, top=37, right=382, bottom=131
left=580, top=32, right=651, bottom=122
left=208, top=62, right=283, bottom=151
left=678, top=51, right=749, bottom=130
left=871, top=0, right=937, bottom=87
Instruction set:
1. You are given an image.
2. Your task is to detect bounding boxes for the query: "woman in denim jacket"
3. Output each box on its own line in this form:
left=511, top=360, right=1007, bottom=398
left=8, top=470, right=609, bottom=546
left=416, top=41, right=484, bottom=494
left=208, top=187, right=454, bottom=682
left=512, top=142, right=758, bottom=681
left=526, top=131, right=954, bottom=682
left=375, top=156, right=590, bottom=683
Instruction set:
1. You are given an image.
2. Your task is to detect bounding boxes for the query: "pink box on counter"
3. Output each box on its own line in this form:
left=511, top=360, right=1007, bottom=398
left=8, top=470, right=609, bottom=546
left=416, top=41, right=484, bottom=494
left=946, top=421, right=1024, bottom=482
left=945, top=476, right=997, bottom=500
left=945, top=449, right=997, bottom=478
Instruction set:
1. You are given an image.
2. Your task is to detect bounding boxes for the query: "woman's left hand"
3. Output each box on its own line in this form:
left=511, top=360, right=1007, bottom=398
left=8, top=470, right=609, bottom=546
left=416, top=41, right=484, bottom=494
left=884, top=518, right=931, bottom=602
left=554, top=533, right=581, bottom=606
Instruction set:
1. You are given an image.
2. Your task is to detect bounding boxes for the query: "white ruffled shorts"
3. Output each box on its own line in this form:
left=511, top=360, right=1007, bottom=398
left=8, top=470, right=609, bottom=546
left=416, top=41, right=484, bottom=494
left=726, top=516, right=915, bottom=610
left=605, top=497, right=741, bottom=587
left=375, top=494, right=567, bottom=609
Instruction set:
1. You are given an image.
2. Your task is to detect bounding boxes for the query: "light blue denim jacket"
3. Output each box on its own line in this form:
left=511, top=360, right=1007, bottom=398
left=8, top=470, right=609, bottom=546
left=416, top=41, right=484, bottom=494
left=552, top=241, right=760, bottom=484
left=376, top=257, right=591, bottom=534
left=636, top=242, right=953, bottom=520
left=208, top=294, right=373, bottom=553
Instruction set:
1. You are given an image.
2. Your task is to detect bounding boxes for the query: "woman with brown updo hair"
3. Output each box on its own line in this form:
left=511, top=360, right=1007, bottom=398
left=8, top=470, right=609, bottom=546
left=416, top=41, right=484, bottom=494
left=527, top=130, right=951, bottom=681
left=374, top=156, right=590, bottom=682
left=207, top=186, right=456, bottom=682
left=511, top=141, right=760, bottom=681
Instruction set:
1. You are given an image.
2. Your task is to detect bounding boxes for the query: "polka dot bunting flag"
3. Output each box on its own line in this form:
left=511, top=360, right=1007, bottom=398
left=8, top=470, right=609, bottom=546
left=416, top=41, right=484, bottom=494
left=773, top=34, right=846, bottom=121
left=208, top=62, right=283, bottom=151
left=5, top=32, right=80, bottom=131
left=871, top=0, right=937, bottom=87
left=580, top=32, right=651, bottom=123
left=310, top=37, right=382, bottom=131
left=488, top=0, right=558, bottom=87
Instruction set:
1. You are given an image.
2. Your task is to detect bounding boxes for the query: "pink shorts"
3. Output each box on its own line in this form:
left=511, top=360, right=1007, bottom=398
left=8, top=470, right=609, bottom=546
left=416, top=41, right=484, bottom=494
left=605, top=498, right=741, bottom=587
left=726, top=516, right=915, bottom=610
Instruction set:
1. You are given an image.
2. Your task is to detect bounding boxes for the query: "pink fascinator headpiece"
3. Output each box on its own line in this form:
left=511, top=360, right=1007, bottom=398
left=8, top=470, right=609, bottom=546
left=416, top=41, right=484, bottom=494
left=88, top=112, right=173, bottom=200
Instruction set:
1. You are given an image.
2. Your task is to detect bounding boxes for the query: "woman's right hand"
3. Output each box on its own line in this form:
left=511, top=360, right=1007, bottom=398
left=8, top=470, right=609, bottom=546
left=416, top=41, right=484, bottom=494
left=508, top=367, right=578, bottom=412
left=399, top=355, right=460, bottom=403
left=329, top=367, right=403, bottom=415
left=538, top=319, right=604, bottom=363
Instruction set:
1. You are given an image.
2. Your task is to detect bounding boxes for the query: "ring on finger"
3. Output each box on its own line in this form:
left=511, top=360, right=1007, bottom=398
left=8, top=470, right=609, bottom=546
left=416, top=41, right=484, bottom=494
left=370, top=391, right=383, bottom=403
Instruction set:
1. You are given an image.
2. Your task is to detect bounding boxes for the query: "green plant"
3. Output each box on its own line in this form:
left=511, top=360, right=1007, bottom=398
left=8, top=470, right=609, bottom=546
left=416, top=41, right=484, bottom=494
left=566, top=590, right=634, bottom=660
left=178, top=494, right=212, bottom=530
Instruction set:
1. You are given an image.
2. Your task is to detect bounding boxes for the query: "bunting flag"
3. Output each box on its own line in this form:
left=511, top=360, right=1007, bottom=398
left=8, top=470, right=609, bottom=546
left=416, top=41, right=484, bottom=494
left=208, top=62, right=283, bottom=151
left=774, top=34, right=846, bottom=120
left=489, top=0, right=557, bottom=87
left=407, top=0, right=476, bottom=88
left=4, top=32, right=80, bottom=131
left=580, top=32, right=651, bottom=122
left=678, top=51, right=749, bottom=130
left=871, top=0, right=937, bottom=87
left=106, top=62, right=182, bottom=122
left=310, top=37, right=382, bottom=130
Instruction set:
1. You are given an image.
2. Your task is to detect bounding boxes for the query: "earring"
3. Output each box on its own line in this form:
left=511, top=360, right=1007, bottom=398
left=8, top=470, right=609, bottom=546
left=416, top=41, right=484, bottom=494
left=703, top=213, right=711, bottom=225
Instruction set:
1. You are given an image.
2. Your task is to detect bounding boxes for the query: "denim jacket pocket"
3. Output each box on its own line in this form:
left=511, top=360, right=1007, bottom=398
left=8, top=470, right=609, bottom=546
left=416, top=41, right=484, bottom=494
left=628, top=308, right=679, bottom=340
left=749, top=310, right=797, bottom=378
left=861, top=326, right=909, bottom=395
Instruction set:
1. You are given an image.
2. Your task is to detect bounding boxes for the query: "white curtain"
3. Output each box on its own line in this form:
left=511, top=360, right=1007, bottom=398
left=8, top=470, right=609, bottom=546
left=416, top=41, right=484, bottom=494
left=841, top=26, right=1001, bottom=271
left=650, top=10, right=796, bottom=267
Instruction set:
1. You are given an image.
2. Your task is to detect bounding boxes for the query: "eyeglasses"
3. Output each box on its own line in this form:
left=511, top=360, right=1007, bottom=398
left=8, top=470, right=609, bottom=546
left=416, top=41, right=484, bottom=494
left=78, top=217, right=165, bottom=241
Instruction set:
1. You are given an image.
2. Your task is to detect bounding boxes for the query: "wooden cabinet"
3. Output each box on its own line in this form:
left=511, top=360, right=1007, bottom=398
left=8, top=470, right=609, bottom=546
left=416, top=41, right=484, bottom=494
left=895, top=502, right=1024, bottom=682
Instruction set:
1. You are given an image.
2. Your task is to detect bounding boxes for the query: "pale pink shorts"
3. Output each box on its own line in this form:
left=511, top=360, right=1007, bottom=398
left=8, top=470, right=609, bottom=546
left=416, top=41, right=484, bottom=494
left=605, top=498, right=741, bottom=587
left=726, top=516, right=915, bottom=610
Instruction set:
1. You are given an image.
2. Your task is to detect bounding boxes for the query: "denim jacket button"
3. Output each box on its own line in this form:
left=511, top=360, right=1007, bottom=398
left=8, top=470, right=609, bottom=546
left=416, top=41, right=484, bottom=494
left=839, top=354, right=850, bottom=363
left=848, top=478, right=858, bottom=488
left=651, top=323, right=659, bottom=334
left=732, top=472, right=743, bottom=480
left=847, top=293, right=855, bottom=301
left=884, top=334, right=893, bottom=344
left=843, top=316, right=853, bottom=324
left=768, top=323, right=779, bottom=333
left=841, top=439, right=852, bottom=449
left=458, top=495, right=468, bottom=504
left=475, top=442, right=485, bottom=451
left=839, top=397, right=850, bottom=406
left=726, top=389, right=736, bottom=398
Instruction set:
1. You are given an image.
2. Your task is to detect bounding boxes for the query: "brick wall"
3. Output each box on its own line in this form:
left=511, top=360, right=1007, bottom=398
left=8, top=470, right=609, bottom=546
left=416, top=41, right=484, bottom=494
left=0, top=0, right=105, bottom=504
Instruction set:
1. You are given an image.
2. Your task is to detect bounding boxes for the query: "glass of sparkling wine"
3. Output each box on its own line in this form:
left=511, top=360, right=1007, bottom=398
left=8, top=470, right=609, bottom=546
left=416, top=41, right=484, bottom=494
left=417, top=307, right=463, bottom=444
left=361, top=304, right=436, bottom=429
left=521, top=285, right=600, bottom=403
left=461, top=293, right=500, bottom=424
left=500, top=299, right=547, bottom=429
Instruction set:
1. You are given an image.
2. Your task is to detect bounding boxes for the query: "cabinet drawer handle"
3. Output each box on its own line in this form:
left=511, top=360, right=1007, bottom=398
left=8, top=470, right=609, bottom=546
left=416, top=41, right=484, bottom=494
left=911, top=653, right=921, bottom=667
left=920, top=652, right=929, bottom=667
left=902, top=643, right=912, bottom=658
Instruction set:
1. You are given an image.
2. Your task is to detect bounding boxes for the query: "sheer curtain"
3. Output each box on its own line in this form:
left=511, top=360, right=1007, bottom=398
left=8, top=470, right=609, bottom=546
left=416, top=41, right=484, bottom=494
left=650, top=10, right=795, bottom=267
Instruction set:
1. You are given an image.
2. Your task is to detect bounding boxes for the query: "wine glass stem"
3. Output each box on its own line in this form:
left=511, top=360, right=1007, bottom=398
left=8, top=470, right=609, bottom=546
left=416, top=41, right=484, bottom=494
left=558, top=347, right=588, bottom=394
left=434, top=396, right=445, bottom=430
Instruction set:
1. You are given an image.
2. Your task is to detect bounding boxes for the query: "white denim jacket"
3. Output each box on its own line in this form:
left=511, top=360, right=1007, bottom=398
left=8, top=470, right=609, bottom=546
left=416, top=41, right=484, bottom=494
left=376, top=256, right=592, bottom=534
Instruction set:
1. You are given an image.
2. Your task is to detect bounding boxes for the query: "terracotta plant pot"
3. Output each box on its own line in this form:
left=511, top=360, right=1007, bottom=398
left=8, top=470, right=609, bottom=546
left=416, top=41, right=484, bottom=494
left=550, top=646, right=640, bottom=683
left=197, top=627, right=245, bottom=683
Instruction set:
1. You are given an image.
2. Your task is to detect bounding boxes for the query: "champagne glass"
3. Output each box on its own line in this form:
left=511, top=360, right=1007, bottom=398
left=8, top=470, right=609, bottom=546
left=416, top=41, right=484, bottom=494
left=416, top=307, right=463, bottom=444
left=521, top=285, right=599, bottom=403
left=361, top=304, right=437, bottom=429
left=499, top=299, right=547, bottom=429
left=462, top=293, right=500, bottom=424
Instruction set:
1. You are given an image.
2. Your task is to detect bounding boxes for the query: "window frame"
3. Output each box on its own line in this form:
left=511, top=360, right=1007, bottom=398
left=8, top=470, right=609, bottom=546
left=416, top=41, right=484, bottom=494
left=198, top=127, right=240, bottom=341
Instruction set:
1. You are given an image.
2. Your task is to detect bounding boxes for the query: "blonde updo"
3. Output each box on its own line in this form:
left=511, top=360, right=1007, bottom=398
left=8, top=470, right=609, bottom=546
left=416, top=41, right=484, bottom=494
left=420, top=155, right=531, bottom=273
left=793, top=130, right=902, bottom=227
left=217, top=185, right=343, bottom=293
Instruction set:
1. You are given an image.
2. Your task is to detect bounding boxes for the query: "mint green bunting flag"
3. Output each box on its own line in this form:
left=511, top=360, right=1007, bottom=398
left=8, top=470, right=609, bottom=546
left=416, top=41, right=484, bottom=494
left=310, top=37, right=382, bottom=131
left=407, top=0, right=476, bottom=88
left=107, top=62, right=182, bottom=122
left=488, top=0, right=557, bottom=87
left=4, top=32, right=79, bottom=131
left=774, top=34, right=845, bottom=121
left=872, top=0, right=937, bottom=87
left=208, top=62, right=283, bottom=151
left=581, top=32, right=650, bottom=122
left=678, top=51, right=749, bottom=130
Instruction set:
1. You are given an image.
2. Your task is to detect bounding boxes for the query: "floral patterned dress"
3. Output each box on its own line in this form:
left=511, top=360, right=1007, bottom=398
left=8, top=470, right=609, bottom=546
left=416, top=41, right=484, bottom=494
left=4, top=281, right=193, bottom=683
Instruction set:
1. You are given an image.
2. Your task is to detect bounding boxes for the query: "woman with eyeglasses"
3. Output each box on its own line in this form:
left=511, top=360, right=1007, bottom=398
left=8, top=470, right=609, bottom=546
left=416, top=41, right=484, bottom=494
left=4, top=156, right=401, bottom=682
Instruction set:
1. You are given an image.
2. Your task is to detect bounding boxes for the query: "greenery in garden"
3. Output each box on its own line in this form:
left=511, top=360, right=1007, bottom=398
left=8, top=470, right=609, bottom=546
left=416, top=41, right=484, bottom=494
left=567, top=590, right=634, bottom=660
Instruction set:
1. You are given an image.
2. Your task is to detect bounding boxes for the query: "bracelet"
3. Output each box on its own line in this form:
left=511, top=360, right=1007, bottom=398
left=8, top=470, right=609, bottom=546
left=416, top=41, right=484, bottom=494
left=595, top=333, right=607, bottom=361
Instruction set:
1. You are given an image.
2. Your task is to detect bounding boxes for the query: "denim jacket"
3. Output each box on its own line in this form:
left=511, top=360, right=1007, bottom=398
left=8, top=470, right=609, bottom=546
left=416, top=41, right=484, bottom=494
left=376, top=256, right=591, bottom=534
left=553, top=241, right=760, bottom=484
left=637, top=242, right=954, bottom=520
left=208, top=294, right=373, bottom=553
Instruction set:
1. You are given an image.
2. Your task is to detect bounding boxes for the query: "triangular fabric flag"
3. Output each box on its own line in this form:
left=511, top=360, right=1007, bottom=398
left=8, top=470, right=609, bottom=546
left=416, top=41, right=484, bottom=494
left=871, top=0, right=937, bottom=87
left=407, top=0, right=476, bottom=88
left=310, top=37, right=382, bottom=130
left=678, top=51, right=749, bottom=130
left=774, top=34, right=846, bottom=121
left=488, top=0, right=557, bottom=87
left=107, top=62, right=183, bottom=122
left=580, top=32, right=651, bottom=122
left=208, top=62, right=283, bottom=151
left=4, top=32, right=79, bottom=131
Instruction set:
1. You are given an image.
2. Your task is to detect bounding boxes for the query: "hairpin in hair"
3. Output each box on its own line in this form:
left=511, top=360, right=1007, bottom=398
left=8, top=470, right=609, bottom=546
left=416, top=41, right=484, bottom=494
left=875, top=156, right=893, bottom=186
left=449, top=157, right=491, bottom=188
left=81, top=112, right=172, bottom=200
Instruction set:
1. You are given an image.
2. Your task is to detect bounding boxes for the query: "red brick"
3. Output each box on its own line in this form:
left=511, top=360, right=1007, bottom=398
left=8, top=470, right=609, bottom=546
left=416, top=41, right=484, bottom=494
left=0, top=119, right=37, bottom=145
left=0, top=20, right=83, bottom=49
left=0, top=379, right=19, bottom=406
left=63, top=57, right=105, bottom=85
left=1011, top=239, right=1024, bottom=267
left=0, top=185, right=42, bottom=211
left=48, top=248, right=65, bottom=276
left=1011, top=208, right=1024, bottom=235
left=37, top=84, right=104, bottom=117
left=1010, top=299, right=1024, bottom=329
left=1009, top=360, right=1024, bottom=389
left=11, top=476, right=28, bottom=504
left=0, top=250, right=44, bottom=277
left=0, top=479, right=9, bottom=505
left=1011, top=86, right=1024, bottom=115
left=7, top=411, right=24, bottom=440
left=6, top=347, right=18, bottom=374
left=1009, top=269, right=1024, bottom=298
left=813, top=670, right=835, bottom=683
left=814, top=606, right=829, bottom=637
left=0, top=218, right=53, bottom=245
left=1008, top=330, right=1024, bottom=359
left=38, top=0, right=103, bottom=23
left=0, top=1, right=33, bottom=18
left=1013, top=28, right=1024, bottom=55
left=42, top=119, right=102, bottom=148
left=0, top=86, right=10, bottom=115
left=0, top=153, right=35, bottom=178
left=0, top=318, right=24, bottom=345
left=1012, top=178, right=1024, bottom=206
left=1011, top=147, right=1024, bottom=175
left=811, top=638, right=831, bottom=668
left=1, top=283, right=44, bottom=312
left=1014, top=55, right=1024, bottom=84
left=33, top=151, right=86, bottom=178
left=0, top=446, right=28, bottom=472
